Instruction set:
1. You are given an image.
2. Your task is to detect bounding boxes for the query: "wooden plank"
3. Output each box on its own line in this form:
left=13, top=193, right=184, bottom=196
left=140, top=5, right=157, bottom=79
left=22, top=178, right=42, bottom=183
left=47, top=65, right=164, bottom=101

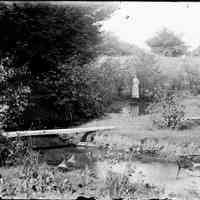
left=186, top=117, right=200, bottom=120
left=2, top=126, right=115, bottom=138
left=182, top=117, right=200, bottom=121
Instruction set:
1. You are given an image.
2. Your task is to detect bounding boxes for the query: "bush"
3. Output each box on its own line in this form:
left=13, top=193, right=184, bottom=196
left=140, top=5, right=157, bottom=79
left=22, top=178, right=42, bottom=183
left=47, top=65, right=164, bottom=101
left=0, top=57, right=31, bottom=130
left=147, top=91, right=185, bottom=129
left=0, top=133, right=10, bottom=166
left=0, top=132, right=30, bottom=166
left=15, top=58, right=106, bottom=130
left=104, top=171, right=136, bottom=199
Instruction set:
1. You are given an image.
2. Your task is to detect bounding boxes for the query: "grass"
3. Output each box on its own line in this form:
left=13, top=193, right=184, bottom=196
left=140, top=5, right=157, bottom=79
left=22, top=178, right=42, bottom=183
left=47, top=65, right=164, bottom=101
left=0, top=163, right=88, bottom=199
left=0, top=148, right=167, bottom=200
left=2, top=94, right=200, bottom=199
left=82, top=94, right=200, bottom=162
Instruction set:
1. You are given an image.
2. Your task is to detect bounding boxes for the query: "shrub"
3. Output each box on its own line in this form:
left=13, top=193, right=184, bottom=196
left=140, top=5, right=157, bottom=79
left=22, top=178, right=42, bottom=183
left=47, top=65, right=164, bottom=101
left=104, top=171, right=136, bottom=199
left=17, top=58, right=106, bottom=130
left=0, top=58, right=31, bottom=130
left=147, top=91, right=185, bottom=129
left=0, top=133, right=10, bottom=166
left=139, top=137, right=164, bottom=155
left=0, top=136, right=29, bottom=167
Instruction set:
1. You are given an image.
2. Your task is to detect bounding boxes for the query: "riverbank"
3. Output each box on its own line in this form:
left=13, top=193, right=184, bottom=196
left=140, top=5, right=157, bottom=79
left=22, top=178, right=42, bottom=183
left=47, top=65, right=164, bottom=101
left=1, top=95, right=200, bottom=199
left=81, top=95, right=200, bottom=162
left=1, top=146, right=200, bottom=200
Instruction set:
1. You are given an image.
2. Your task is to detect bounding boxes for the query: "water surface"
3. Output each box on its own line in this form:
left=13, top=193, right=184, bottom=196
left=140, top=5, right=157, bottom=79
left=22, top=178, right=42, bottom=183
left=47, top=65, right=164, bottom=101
left=41, top=146, right=200, bottom=199
left=121, top=101, right=148, bottom=118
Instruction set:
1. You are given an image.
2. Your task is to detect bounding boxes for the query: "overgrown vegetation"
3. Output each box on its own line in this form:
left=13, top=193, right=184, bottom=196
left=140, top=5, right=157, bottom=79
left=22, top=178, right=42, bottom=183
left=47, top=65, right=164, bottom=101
left=104, top=171, right=136, bottom=199
left=1, top=3, right=198, bottom=131
left=134, top=52, right=165, bottom=100
left=0, top=144, right=166, bottom=199
left=94, top=52, right=166, bottom=102
left=147, top=91, right=185, bottom=129
left=2, top=2, right=200, bottom=200
left=0, top=134, right=30, bottom=167
left=0, top=2, right=117, bottom=130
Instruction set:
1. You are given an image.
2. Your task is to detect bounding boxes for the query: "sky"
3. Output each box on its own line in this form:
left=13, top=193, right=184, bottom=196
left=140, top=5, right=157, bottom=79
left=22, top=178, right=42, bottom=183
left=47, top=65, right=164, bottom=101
left=102, top=2, right=200, bottom=51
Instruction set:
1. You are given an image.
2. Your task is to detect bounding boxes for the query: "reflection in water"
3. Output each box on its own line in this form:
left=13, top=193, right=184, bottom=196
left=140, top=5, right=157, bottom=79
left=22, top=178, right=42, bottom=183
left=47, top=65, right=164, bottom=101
left=41, top=146, right=102, bottom=169
left=121, top=101, right=148, bottom=118
left=95, top=157, right=200, bottom=199
left=41, top=146, right=200, bottom=198
left=96, top=159, right=200, bottom=198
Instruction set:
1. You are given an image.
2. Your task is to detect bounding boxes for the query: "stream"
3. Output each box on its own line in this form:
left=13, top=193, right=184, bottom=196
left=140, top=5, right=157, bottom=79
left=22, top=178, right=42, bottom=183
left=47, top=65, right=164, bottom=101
left=40, top=145, right=200, bottom=199
left=38, top=101, right=200, bottom=199
left=97, top=159, right=200, bottom=198
left=121, top=100, right=148, bottom=117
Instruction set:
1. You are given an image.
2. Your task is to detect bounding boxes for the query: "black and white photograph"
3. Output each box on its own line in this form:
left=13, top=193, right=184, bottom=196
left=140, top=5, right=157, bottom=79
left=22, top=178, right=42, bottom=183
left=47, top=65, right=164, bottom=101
left=1, top=1, right=200, bottom=199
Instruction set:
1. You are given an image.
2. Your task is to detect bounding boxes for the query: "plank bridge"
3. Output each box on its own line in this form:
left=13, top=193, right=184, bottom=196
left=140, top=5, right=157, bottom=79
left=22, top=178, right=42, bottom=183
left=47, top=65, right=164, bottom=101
left=2, top=126, right=116, bottom=149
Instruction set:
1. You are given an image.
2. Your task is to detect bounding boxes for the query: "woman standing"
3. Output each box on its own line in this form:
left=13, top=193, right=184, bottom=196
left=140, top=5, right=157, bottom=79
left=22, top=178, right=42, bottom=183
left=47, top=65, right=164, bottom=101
left=132, top=75, right=140, bottom=99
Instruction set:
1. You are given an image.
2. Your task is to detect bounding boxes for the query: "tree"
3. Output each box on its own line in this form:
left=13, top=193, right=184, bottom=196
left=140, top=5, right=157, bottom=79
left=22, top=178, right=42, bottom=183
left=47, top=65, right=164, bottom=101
left=98, top=31, right=143, bottom=56
left=146, top=28, right=188, bottom=57
left=0, top=3, right=116, bottom=73
left=0, top=2, right=117, bottom=130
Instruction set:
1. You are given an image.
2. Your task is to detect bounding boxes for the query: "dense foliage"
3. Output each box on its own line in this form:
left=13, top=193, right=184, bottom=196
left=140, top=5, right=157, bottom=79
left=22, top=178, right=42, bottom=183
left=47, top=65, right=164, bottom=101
left=0, top=3, right=113, bottom=70
left=133, top=53, right=165, bottom=100
left=98, top=31, right=143, bottom=56
left=146, top=28, right=188, bottom=57
left=20, top=58, right=106, bottom=129
left=0, top=2, right=116, bottom=130
left=93, top=52, right=166, bottom=102
left=147, top=91, right=185, bottom=129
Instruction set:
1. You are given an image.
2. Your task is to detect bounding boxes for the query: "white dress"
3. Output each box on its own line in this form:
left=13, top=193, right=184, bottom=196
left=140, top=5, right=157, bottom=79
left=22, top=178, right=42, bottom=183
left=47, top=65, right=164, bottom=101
left=132, top=77, right=139, bottom=98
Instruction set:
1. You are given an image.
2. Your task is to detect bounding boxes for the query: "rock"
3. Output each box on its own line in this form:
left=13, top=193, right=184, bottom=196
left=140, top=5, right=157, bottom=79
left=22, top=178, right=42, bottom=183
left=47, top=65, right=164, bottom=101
left=67, top=154, right=76, bottom=164
left=57, top=159, right=68, bottom=170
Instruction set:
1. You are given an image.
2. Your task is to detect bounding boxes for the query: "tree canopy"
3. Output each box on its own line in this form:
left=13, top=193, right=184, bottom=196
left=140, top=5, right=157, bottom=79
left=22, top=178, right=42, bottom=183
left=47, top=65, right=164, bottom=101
left=0, top=2, right=117, bottom=130
left=146, top=28, right=188, bottom=57
left=0, top=3, right=116, bottom=73
left=98, top=31, right=143, bottom=56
